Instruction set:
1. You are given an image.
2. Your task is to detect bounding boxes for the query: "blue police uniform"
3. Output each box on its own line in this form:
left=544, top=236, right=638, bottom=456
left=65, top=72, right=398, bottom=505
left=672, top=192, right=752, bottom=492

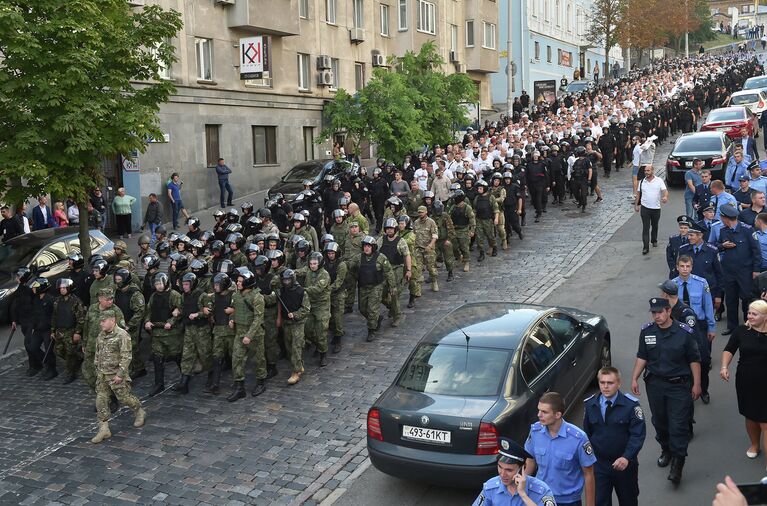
left=712, top=192, right=738, bottom=220
left=699, top=218, right=722, bottom=244
left=748, top=175, right=767, bottom=195
left=753, top=228, right=767, bottom=270
left=637, top=319, right=701, bottom=459
left=472, top=475, right=557, bottom=506
left=717, top=220, right=761, bottom=331
left=692, top=183, right=712, bottom=220
left=673, top=274, right=716, bottom=395
left=524, top=421, right=597, bottom=504
left=583, top=391, right=646, bottom=506
left=725, top=159, right=749, bottom=190
left=665, top=234, right=689, bottom=278
left=676, top=241, right=723, bottom=299
left=739, top=206, right=762, bottom=226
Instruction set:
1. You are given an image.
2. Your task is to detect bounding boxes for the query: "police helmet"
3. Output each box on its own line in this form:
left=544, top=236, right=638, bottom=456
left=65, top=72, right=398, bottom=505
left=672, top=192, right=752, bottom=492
left=29, top=277, right=50, bottom=294
left=91, top=259, right=109, bottom=278
left=281, top=269, right=297, bottom=288
left=241, top=201, right=254, bottom=213
left=56, top=278, right=74, bottom=293
left=361, top=235, right=378, bottom=252
left=153, top=272, right=170, bottom=291
left=213, top=272, right=232, bottom=292
left=170, top=252, right=189, bottom=271
left=142, top=254, right=160, bottom=271
left=383, top=217, right=398, bottom=230
left=210, top=240, right=225, bottom=256
left=190, top=259, right=208, bottom=277
left=218, top=259, right=236, bottom=276
left=308, top=251, right=324, bottom=269
left=253, top=255, right=270, bottom=275
left=67, top=252, right=85, bottom=270
left=113, top=268, right=132, bottom=288
left=226, top=232, right=245, bottom=249
left=180, top=272, right=198, bottom=292
left=226, top=208, right=240, bottom=223
left=186, top=216, right=201, bottom=229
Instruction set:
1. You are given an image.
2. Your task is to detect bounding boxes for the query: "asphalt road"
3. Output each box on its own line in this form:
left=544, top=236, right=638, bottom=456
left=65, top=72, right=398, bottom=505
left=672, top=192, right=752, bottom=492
left=329, top=182, right=767, bottom=505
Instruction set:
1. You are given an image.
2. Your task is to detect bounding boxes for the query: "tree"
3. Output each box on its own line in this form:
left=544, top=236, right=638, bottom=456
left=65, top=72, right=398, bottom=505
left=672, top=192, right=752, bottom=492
left=616, top=0, right=669, bottom=61
left=318, top=89, right=371, bottom=160
left=0, top=0, right=182, bottom=257
left=586, top=0, right=624, bottom=74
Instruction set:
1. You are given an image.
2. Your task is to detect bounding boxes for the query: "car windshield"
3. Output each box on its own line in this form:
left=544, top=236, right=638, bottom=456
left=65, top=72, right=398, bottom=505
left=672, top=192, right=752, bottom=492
left=745, top=77, right=767, bottom=90
left=397, top=343, right=509, bottom=396
left=674, top=136, right=723, bottom=154
left=282, top=162, right=324, bottom=183
left=707, top=109, right=745, bottom=122
left=566, top=82, right=589, bottom=92
left=731, top=94, right=760, bottom=105
left=0, top=242, right=38, bottom=273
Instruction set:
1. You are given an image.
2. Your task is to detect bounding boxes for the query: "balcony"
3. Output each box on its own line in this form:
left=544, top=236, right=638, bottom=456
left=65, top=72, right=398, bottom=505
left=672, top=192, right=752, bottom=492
left=228, top=0, right=300, bottom=36
left=465, top=46, right=498, bottom=73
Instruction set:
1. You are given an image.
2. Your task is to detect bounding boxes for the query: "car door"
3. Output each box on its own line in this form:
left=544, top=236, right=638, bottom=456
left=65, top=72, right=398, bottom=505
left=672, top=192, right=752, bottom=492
left=544, top=312, right=592, bottom=402
left=518, top=323, right=568, bottom=405
left=31, top=240, right=70, bottom=280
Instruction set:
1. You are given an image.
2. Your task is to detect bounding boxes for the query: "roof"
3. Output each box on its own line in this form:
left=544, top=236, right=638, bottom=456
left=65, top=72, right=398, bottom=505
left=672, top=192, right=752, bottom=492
left=5, top=226, right=85, bottom=247
left=731, top=89, right=764, bottom=97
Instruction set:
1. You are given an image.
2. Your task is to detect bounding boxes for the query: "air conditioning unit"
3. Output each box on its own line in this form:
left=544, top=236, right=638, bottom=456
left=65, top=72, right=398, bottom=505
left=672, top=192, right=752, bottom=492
left=372, top=53, right=386, bottom=67
left=449, top=50, right=459, bottom=63
left=214, top=0, right=235, bottom=5
left=317, top=55, right=332, bottom=70
left=350, top=28, right=365, bottom=43
left=454, top=63, right=466, bottom=73
left=317, top=69, right=334, bottom=86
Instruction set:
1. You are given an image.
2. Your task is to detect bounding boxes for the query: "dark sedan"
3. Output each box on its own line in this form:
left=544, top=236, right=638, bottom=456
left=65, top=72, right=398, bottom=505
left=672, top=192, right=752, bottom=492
left=0, top=228, right=114, bottom=323
left=665, top=131, right=732, bottom=186
left=367, top=302, right=610, bottom=488
left=266, top=159, right=353, bottom=203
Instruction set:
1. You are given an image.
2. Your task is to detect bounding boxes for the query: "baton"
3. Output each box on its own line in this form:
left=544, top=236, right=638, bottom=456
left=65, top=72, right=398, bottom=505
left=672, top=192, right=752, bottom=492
left=2, top=326, right=17, bottom=355
left=41, top=335, right=54, bottom=364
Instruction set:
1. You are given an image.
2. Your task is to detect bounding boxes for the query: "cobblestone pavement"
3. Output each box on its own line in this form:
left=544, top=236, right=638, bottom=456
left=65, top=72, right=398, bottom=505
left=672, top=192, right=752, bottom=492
left=0, top=140, right=676, bottom=505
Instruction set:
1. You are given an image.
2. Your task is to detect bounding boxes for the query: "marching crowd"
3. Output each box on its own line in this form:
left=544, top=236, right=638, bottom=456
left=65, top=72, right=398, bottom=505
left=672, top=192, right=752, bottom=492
left=5, top=49, right=767, bottom=504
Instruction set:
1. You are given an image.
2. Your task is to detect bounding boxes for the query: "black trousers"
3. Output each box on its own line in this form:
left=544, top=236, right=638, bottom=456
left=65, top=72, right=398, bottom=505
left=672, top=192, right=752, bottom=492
left=574, top=179, right=589, bottom=208
left=115, top=213, right=132, bottom=236
left=25, top=328, right=54, bottom=369
left=603, top=153, right=613, bottom=175
left=646, top=376, right=693, bottom=457
left=640, top=206, right=661, bottom=248
left=595, top=458, right=639, bottom=506
left=503, top=208, right=522, bottom=237
left=530, top=183, right=546, bottom=215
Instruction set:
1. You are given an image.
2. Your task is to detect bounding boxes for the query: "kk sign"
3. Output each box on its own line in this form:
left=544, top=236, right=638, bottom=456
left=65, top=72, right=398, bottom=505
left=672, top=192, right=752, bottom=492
left=240, top=36, right=269, bottom=79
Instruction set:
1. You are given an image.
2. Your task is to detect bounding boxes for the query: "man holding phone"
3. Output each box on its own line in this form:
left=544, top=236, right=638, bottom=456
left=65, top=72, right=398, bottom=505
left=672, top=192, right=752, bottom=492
left=473, top=436, right=557, bottom=506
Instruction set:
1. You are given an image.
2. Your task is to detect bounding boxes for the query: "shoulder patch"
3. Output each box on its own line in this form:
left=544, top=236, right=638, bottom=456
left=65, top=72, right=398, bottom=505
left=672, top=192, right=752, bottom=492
left=542, top=496, right=556, bottom=506
left=633, top=405, right=645, bottom=420
left=641, top=321, right=654, bottom=330
left=678, top=322, right=695, bottom=333
left=685, top=315, right=697, bottom=327
left=530, top=422, right=544, bottom=432
left=582, top=441, right=594, bottom=455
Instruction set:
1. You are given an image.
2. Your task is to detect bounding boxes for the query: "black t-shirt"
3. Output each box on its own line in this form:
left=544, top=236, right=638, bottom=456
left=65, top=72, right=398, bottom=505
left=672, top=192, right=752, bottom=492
left=724, top=325, right=767, bottom=368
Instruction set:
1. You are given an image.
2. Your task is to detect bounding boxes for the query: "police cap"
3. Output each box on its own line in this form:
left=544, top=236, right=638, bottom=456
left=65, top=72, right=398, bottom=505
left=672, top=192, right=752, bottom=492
left=687, top=221, right=705, bottom=234
left=720, top=204, right=739, bottom=219
left=497, top=437, right=530, bottom=465
left=676, top=215, right=692, bottom=227
left=649, top=298, right=670, bottom=311
left=658, top=279, right=678, bottom=296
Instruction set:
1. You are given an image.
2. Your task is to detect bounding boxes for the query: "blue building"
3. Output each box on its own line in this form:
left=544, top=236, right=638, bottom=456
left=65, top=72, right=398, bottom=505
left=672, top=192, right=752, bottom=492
left=492, top=0, right=623, bottom=109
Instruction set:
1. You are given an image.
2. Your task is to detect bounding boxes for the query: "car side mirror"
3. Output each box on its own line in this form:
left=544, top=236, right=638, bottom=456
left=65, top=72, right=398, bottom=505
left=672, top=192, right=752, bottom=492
left=580, top=322, right=595, bottom=334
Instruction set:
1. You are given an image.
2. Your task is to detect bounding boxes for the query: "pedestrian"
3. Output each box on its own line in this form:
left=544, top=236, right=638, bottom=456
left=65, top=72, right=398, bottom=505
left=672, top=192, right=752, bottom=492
left=692, top=169, right=713, bottom=220
left=143, top=272, right=183, bottom=397
left=112, top=268, right=147, bottom=380
left=720, top=299, right=767, bottom=468
left=53, top=201, right=69, bottom=227
left=323, top=243, right=348, bottom=352
left=278, top=269, right=311, bottom=385
left=725, top=150, right=750, bottom=192
left=348, top=236, right=394, bottom=342
left=67, top=201, right=80, bottom=226
left=473, top=436, right=557, bottom=506
left=571, top=146, right=593, bottom=213
left=524, top=391, right=597, bottom=506
left=142, top=193, right=164, bottom=244
left=11, top=268, right=36, bottom=374
left=29, top=277, right=57, bottom=380
left=89, top=188, right=107, bottom=231
left=0, top=205, right=22, bottom=242
left=167, top=172, right=189, bottom=230
left=50, top=278, right=85, bottom=385
left=32, top=196, right=56, bottom=230
left=90, top=309, right=146, bottom=444
left=634, top=164, right=668, bottom=255
left=215, top=157, right=234, bottom=209
left=583, top=367, right=646, bottom=506
left=630, top=297, right=701, bottom=484
left=665, top=216, right=690, bottom=278
left=473, top=180, right=499, bottom=260
left=593, top=63, right=600, bottom=83
left=684, top=158, right=703, bottom=218
left=297, top=252, right=331, bottom=367
left=111, top=187, right=136, bottom=239
left=202, top=272, right=236, bottom=395
left=81, top=288, right=126, bottom=392
left=413, top=205, right=439, bottom=292
left=450, top=189, right=476, bottom=272
left=379, top=218, right=412, bottom=329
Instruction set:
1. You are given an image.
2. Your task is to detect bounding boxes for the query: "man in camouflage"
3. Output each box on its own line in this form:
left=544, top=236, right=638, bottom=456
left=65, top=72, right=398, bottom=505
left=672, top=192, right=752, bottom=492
left=227, top=267, right=267, bottom=401
left=473, top=180, right=500, bottom=261
left=89, top=258, right=113, bottom=304
left=297, top=252, right=331, bottom=367
left=323, top=242, right=348, bottom=352
left=329, top=209, right=349, bottom=253
left=397, top=215, right=420, bottom=308
left=348, top=236, right=395, bottom=342
left=431, top=201, right=455, bottom=282
left=175, top=272, right=212, bottom=394
left=51, top=278, right=86, bottom=384
left=202, top=272, right=236, bottom=395
left=343, top=221, right=364, bottom=313
left=405, top=179, right=424, bottom=220
left=252, top=255, right=279, bottom=379
left=143, top=272, right=183, bottom=397
left=112, top=240, right=136, bottom=272
left=489, top=173, right=509, bottom=250
left=90, top=309, right=146, bottom=444
left=279, top=269, right=311, bottom=385
left=82, top=288, right=125, bottom=391
left=112, top=269, right=147, bottom=380
left=449, top=189, right=476, bottom=272
left=378, top=218, right=412, bottom=328
left=413, top=205, right=440, bottom=292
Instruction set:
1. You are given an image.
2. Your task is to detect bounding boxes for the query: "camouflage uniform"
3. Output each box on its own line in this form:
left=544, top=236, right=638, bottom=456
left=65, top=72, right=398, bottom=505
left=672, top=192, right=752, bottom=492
left=279, top=285, right=311, bottom=374
left=82, top=300, right=125, bottom=390
left=329, top=221, right=349, bottom=253
left=399, top=228, right=421, bottom=297
left=180, top=288, right=212, bottom=376
left=413, top=215, right=439, bottom=291
left=472, top=193, right=499, bottom=253
left=229, top=250, right=247, bottom=268
left=490, top=185, right=508, bottom=248
left=296, top=267, right=331, bottom=354
left=449, top=201, right=476, bottom=271
left=203, top=288, right=235, bottom=360
left=378, top=234, right=410, bottom=325
left=94, top=319, right=142, bottom=423
left=343, top=231, right=364, bottom=312
left=51, top=293, right=86, bottom=379
left=325, top=258, right=348, bottom=339
left=113, top=284, right=146, bottom=376
left=89, top=276, right=113, bottom=307
left=350, top=213, right=369, bottom=234
left=348, top=252, right=395, bottom=331
left=405, top=189, right=424, bottom=219
left=433, top=210, right=456, bottom=274
left=143, top=289, right=183, bottom=358
left=231, top=288, right=266, bottom=381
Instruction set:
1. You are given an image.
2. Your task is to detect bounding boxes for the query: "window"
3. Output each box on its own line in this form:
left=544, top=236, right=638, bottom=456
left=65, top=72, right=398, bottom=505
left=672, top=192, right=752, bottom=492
left=587, top=58, right=591, bottom=73
left=381, top=4, right=390, bottom=35
left=465, top=20, right=475, bottom=47
left=398, top=0, right=408, bottom=30
left=195, top=38, right=213, bottom=81
left=330, top=57, right=340, bottom=89
left=534, top=41, right=540, bottom=60
left=555, top=0, right=560, bottom=25
left=417, top=0, right=436, bottom=35
left=297, top=53, right=310, bottom=90
left=450, top=24, right=458, bottom=52
left=299, top=0, right=308, bottom=18
left=545, top=0, right=550, bottom=20
left=353, top=0, right=364, bottom=28
left=557, top=48, right=562, bottom=65
left=303, top=127, right=315, bottom=161
left=326, top=0, right=336, bottom=23
left=205, top=125, right=220, bottom=168
left=545, top=313, right=580, bottom=349
left=530, top=0, right=537, bottom=16
left=33, top=242, right=68, bottom=270
left=482, top=22, right=496, bottom=49
left=566, top=3, right=572, bottom=31
left=150, top=41, right=172, bottom=80
left=519, top=325, right=559, bottom=384
left=354, top=62, right=365, bottom=91
left=252, top=126, right=277, bottom=165
left=547, top=45, right=552, bottom=63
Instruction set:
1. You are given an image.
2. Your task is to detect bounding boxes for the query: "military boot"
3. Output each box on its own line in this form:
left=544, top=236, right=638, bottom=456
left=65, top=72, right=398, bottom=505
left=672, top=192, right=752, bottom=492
left=668, top=456, right=685, bottom=484
left=226, top=380, right=246, bottom=402
left=491, top=246, right=498, bottom=257
left=502, top=239, right=509, bottom=250
left=287, top=370, right=303, bottom=385
left=366, top=328, right=377, bottom=342
left=172, top=374, right=190, bottom=394
left=446, top=270, right=454, bottom=282
left=133, top=408, right=146, bottom=428
left=463, top=263, right=470, bottom=272
left=251, top=379, right=266, bottom=397
left=266, top=363, right=279, bottom=379
left=391, top=315, right=403, bottom=327
left=91, top=422, right=112, bottom=444
left=148, top=356, right=165, bottom=397
left=42, top=364, right=58, bottom=381
left=319, top=352, right=328, bottom=367
left=431, top=280, right=439, bottom=292
left=332, top=337, right=342, bottom=353
left=407, top=294, right=416, bottom=308
left=657, top=450, right=672, bottom=467
left=477, top=250, right=485, bottom=262
left=204, top=359, right=222, bottom=394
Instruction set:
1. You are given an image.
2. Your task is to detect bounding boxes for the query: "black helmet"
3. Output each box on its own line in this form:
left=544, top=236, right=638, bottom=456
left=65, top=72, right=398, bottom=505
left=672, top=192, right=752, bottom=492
left=361, top=235, right=378, bottom=252
left=245, top=215, right=263, bottom=234
left=397, top=215, right=411, bottom=228
left=266, top=249, right=285, bottom=266
left=156, top=241, right=171, bottom=256
left=550, top=144, right=560, bottom=152
left=281, top=269, right=297, bottom=287
left=190, top=258, right=209, bottom=277
left=253, top=255, right=270, bottom=275
left=308, top=251, right=324, bottom=269
left=113, top=268, right=132, bottom=288
left=266, top=233, right=281, bottom=247
left=213, top=272, right=232, bottom=292
left=55, top=278, right=74, bottom=293
left=137, top=234, right=151, bottom=246
left=257, top=207, right=272, bottom=220
left=226, top=232, right=245, bottom=249
left=170, top=252, right=189, bottom=271
left=295, top=240, right=311, bottom=256
left=226, top=208, right=240, bottom=223
left=91, top=259, right=109, bottom=278
left=167, top=232, right=180, bottom=244
left=180, top=272, right=198, bottom=292
left=153, top=272, right=170, bottom=291
left=200, top=230, right=215, bottom=244
left=386, top=196, right=403, bottom=210
left=432, top=201, right=444, bottom=216
left=29, top=277, right=50, bottom=294
left=476, top=179, right=489, bottom=189
left=253, top=233, right=267, bottom=246
left=186, top=217, right=201, bottom=229
left=383, top=217, right=398, bottom=230
left=67, top=252, right=84, bottom=270
left=218, top=259, right=236, bottom=276
left=245, top=243, right=261, bottom=256
left=453, top=189, right=466, bottom=203
left=210, top=240, right=225, bottom=256
left=241, top=201, right=254, bottom=213
left=491, top=172, right=503, bottom=181
left=177, top=234, right=191, bottom=248
left=142, top=254, right=160, bottom=271
left=575, top=146, right=587, bottom=157
left=323, top=242, right=340, bottom=257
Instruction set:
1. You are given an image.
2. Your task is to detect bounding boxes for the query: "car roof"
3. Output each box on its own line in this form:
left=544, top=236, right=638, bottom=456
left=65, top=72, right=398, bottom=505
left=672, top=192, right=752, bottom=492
left=420, top=302, right=550, bottom=349
left=709, top=106, right=747, bottom=114
left=5, top=227, right=103, bottom=248
left=678, top=131, right=726, bottom=139
left=731, top=89, right=763, bottom=97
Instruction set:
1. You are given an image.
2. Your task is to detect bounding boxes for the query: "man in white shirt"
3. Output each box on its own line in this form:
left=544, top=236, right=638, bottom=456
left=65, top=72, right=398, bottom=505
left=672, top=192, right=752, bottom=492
left=634, top=165, right=668, bottom=254
left=414, top=160, right=430, bottom=191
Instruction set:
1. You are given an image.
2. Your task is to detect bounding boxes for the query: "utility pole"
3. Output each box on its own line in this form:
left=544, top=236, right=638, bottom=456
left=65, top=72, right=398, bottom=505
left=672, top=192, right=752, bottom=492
left=685, top=0, right=689, bottom=57
left=506, top=0, right=513, bottom=116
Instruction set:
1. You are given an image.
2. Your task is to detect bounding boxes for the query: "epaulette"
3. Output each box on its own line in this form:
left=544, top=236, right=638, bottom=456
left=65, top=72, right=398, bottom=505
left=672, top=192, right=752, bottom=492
left=703, top=243, right=718, bottom=251
left=583, top=393, right=596, bottom=403
left=484, top=476, right=502, bottom=490
left=527, top=478, right=546, bottom=495
left=530, top=421, right=544, bottom=432
left=565, top=423, right=586, bottom=439
left=641, top=321, right=654, bottom=330
left=624, top=392, right=639, bottom=403
left=689, top=274, right=706, bottom=283
left=741, top=222, right=753, bottom=229
left=678, top=321, right=695, bottom=333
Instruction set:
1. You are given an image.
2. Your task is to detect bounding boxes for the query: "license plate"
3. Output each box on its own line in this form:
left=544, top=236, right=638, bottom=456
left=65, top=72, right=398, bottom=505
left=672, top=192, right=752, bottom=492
left=685, top=161, right=693, bottom=168
left=401, top=425, right=451, bottom=444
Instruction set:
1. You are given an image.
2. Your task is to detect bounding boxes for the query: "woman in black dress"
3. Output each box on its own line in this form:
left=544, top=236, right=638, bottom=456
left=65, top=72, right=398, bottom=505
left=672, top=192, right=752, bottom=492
left=721, top=299, right=767, bottom=466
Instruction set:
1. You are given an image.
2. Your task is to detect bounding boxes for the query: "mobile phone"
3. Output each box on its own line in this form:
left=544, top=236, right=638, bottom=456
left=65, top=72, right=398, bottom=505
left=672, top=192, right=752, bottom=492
left=738, top=481, right=767, bottom=504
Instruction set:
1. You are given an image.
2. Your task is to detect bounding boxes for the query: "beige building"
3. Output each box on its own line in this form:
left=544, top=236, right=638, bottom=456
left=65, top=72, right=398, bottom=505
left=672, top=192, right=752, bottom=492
left=115, top=0, right=498, bottom=227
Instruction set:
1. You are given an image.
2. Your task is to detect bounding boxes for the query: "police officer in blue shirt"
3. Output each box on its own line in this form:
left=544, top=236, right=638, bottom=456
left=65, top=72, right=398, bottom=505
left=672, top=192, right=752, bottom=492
left=583, top=366, right=646, bottom=506
left=665, top=216, right=690, bottom=278
left=677, top=222, right=723, bottom=314
left=673, top=256, right=717, bottom=404
left=717, top=203, right=761, bottom=334
left=473, top=437, right=558, bottom=506
left=747, top=160, right=767, bottom=195
left=725, top=150, right=749, bottom=191
left=524, top=392, right=597, bottom=506
left=691, top=170, right=713, bottom=221
left=697, top=204, right=722, bottom=244
left=631, top=298, right=701, bottom=485
left=710, top=180, right=738, bottom=220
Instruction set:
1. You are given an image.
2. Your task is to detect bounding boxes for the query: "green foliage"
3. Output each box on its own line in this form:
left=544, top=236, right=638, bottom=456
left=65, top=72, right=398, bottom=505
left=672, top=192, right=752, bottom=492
left=319, top=41, right=478, bottom=162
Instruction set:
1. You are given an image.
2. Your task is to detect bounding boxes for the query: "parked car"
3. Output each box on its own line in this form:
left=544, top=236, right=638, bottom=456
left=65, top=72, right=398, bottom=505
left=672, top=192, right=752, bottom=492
left=0, top=228, right=114, bottom=323
left=366, top=302, right=610, bottom=488
left=565, top=80, right=594, bottom=94
left=700, top=106, right=759, bottom=139
left=665, top=131, right=732, bottom=186
left=724, top=89, right=767, bottom=117
left=743, top=75, right=767, bottom=94
left=266, top=159, right=353, bottom=203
